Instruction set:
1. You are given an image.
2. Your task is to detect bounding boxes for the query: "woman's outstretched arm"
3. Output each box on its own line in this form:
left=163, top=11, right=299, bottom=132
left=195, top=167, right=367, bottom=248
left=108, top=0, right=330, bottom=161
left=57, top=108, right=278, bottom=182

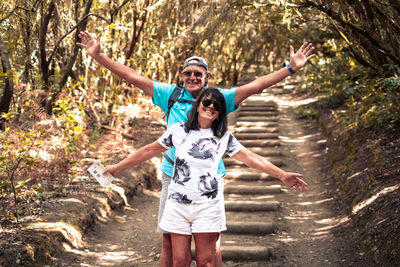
left=103, top=141, right=166, bottom=176
left=232, top=148, right=308, bottom=193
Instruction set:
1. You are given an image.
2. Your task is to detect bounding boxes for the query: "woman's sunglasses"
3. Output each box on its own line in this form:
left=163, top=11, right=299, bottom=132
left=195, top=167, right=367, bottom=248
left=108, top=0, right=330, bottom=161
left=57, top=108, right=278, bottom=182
left=182, top=71, right=204, bottom=78
left=201, top=98, right=222, bottom=112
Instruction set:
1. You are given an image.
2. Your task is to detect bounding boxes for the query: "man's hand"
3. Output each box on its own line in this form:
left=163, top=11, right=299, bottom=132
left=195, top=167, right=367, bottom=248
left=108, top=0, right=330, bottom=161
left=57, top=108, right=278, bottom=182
left=76, top=31, right=101, bottom=57
left=289, top=42, right=316, bottom=72
left=280, top=172, right=308, bottom=194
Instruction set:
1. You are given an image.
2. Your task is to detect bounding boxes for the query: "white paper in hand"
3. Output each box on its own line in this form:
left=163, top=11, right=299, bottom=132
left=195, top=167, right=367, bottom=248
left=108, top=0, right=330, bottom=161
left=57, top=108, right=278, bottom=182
left=87, top=160, right=114, bottom=187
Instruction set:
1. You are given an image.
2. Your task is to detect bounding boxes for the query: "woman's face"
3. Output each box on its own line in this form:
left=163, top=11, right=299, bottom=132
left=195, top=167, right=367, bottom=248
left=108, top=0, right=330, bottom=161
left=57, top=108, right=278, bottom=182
left=197, top=95, right=220, bottom=123
left=181, top=65, right=209, bottom=95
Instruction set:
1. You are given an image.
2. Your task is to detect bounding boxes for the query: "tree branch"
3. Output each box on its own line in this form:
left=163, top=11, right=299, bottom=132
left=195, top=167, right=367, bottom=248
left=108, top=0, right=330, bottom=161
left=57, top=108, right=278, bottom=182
left=48, top=0, right=132, bottom=65
left=300, top=0, right=400, bottom=66
left=47, top=13, right=110, bottom=65
left=110, top=0, right=131, bottom=22
left=0, top=6, right=30, bottom=24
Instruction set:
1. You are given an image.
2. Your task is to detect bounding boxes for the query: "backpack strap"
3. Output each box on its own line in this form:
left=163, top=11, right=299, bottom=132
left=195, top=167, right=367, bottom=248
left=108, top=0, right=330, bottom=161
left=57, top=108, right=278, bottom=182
left=163, top=153, right=175, bottom=165
left=164, top=86, right=194, bottom=123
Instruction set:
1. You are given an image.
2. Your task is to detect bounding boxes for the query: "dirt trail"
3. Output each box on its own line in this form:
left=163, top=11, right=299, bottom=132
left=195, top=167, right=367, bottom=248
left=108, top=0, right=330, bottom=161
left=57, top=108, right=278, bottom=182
left=53, top=84, right=374, bottom=266
left=54, top=191, right=162, bottom=267
left=267, top=86, right=371, bottom=266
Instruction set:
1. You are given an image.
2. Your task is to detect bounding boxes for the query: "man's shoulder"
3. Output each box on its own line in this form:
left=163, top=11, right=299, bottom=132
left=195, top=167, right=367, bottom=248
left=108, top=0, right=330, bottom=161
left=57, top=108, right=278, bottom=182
left=216, top=87, right=236, bottom=95
left=152, top=82, right=182, bottom=106
left=170, top=121, right=185, bottom=130
left=153, top=81, right=179, bottom=91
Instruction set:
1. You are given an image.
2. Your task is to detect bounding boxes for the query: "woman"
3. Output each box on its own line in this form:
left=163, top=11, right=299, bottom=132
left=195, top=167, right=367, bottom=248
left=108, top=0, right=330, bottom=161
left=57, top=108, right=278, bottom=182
left=104, top=88, right=308, bottom=267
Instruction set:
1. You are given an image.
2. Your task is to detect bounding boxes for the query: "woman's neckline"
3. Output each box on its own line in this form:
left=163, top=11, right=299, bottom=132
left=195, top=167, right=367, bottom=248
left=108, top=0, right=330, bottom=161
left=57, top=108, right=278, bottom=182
left=199, top=127, right=211, bottom=131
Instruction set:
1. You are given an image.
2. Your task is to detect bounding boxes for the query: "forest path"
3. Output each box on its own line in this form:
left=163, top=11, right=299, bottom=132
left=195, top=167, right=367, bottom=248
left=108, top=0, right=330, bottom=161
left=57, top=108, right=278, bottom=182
left=54, top=83, right=373, bottom=266
left=217, top=83, right=369, bottom=266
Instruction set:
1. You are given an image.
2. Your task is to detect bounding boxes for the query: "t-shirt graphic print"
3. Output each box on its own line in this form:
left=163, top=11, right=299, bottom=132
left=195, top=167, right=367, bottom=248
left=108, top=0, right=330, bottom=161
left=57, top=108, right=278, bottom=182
left=158, top=122, right=243, bottom=204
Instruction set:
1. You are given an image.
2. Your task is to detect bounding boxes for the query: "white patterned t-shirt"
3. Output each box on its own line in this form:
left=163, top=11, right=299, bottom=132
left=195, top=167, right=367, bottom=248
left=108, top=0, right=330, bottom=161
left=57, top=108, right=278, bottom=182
left=157, top=122, right=243, bottom=204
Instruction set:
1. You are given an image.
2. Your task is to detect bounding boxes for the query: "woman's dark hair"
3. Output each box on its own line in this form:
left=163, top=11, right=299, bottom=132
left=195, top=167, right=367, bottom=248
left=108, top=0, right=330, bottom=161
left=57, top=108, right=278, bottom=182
left=184, top=88, right=228, bottom=138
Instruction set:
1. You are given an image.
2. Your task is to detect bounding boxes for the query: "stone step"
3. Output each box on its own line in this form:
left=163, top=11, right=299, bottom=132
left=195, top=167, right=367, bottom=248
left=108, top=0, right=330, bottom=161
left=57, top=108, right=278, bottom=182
left=238, top=139, right=281, bottom=147
left=226, top=148, right=281, bottom=158
left=221, top=245, right=272, bottom=261
left=225, top=211, right=276, bottom=223
left=192, top=245, right=272, bottom=262
left=239, top=106, right=276, bottom=112
left=225, top=170, right=276, bottom=181
left=237, top=116, right=279, bottom=122
left=237, top=111, right=278, bottom=117
left=224, top=193, right=279, bottom=202
left=236, top=121, right=278, bottom=128
left=240, top=101, right=276, bottom=106
left=241, top=101, right=276, bottom=107
left=225, top=200, right=280, bottom=211
left=247, top=147, right=282, bottom=157
left=224, top=157, right=283, bottom=167
left=225, top=221, right=275, bottom=234
left=234, top=132, right=279, bottom=140
left=224, top=184, right=281, bottom=194
left=234, top=126, right=279, bottom=133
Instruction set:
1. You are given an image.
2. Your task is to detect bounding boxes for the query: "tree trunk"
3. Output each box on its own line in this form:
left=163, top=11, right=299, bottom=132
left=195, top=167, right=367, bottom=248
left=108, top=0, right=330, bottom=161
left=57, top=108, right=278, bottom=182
left=47, top=0, right=93, bottom=113
left=232, top=54, right=239, bottom=86
left=125, top=0, right=150, bottom=62
left=21, top=2, right=32, bottom=84
left=39, top=1, right=56, bottom=88
left=0, top=35, right=14, bottom=130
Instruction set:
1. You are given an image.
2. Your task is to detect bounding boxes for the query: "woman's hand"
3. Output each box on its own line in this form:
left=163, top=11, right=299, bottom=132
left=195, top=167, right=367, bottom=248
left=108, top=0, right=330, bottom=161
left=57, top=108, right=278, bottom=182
left=76, top=31, right=101, bottom=57
left=103, top=164, right=121, bottom=177
left=289, top=42, right=316, bottom=72
left=280, top=172, right=308, bottom=194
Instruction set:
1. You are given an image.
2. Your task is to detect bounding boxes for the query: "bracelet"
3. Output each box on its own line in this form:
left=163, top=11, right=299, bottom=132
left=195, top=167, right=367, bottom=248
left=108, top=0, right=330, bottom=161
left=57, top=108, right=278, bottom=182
left=287, top=65, right=295, bottom=74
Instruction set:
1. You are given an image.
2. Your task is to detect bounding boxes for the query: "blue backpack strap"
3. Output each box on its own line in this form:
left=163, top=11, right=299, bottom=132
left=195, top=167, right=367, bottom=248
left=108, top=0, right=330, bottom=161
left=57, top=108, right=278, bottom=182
left=164, top=86, right=183, bottom=122
left=164, top=86, right=194, bottom=123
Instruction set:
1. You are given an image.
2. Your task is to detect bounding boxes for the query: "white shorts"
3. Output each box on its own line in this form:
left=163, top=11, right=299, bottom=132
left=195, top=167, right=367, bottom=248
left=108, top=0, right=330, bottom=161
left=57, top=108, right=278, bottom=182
left=159, top=199, right=227, bottom=235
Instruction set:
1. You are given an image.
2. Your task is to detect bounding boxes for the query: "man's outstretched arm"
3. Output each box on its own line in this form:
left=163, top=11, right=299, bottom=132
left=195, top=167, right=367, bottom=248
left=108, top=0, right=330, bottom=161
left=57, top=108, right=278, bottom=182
left=76, top=31, right=154, bottom=97
left=234, top=42, right=316, bottom=106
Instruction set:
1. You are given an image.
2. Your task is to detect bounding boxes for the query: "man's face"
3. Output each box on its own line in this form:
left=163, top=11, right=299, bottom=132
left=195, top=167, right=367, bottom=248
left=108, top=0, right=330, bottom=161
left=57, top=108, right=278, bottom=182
left=181, top=65, right=209, bottom=95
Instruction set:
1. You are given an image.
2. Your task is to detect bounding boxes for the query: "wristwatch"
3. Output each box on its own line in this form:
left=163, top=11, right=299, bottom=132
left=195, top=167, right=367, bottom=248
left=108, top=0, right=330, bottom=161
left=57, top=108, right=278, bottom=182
left=282, top=61, right=295, bottom=74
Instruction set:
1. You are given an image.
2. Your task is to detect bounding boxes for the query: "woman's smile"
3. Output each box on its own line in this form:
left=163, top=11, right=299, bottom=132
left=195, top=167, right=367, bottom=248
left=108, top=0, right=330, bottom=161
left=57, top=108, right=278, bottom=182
left=202, top=106, right=217, bottom=115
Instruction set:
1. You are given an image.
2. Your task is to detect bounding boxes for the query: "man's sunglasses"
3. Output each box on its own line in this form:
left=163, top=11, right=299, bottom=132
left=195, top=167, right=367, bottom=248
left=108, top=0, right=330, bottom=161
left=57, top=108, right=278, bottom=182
left=182, top=71, right=204, bottom=78
left=201, top=98, right=222, bottom=112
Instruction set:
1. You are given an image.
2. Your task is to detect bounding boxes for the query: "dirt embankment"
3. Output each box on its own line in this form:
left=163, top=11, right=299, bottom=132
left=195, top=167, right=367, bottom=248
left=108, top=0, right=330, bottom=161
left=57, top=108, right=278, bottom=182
left=0, top=161, right=160, bottom=267
left=0, top=119, right=164, bottom=267
left=317, top=109, right=400, bottom=266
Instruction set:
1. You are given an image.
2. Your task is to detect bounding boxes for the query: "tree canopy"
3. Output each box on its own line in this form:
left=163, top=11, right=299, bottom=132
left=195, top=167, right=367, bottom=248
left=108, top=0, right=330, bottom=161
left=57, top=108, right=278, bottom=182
left=0, top=0, right=398, bottom=134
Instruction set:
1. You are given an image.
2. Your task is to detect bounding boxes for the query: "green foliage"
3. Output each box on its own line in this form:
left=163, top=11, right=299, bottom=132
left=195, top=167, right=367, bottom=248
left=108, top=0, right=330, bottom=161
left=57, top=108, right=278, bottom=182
left=345, top=77, right=400, bottom=131
left=53, top=97, right=84, bottom=155
left=294, top=106, right=318, bottom=120
left=0, top=113, right=43, bottom=222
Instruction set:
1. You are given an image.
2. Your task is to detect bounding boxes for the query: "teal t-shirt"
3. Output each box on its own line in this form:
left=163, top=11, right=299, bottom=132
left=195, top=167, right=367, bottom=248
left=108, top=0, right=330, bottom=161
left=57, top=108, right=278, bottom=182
left=152, top=82, right=238, bottom=177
